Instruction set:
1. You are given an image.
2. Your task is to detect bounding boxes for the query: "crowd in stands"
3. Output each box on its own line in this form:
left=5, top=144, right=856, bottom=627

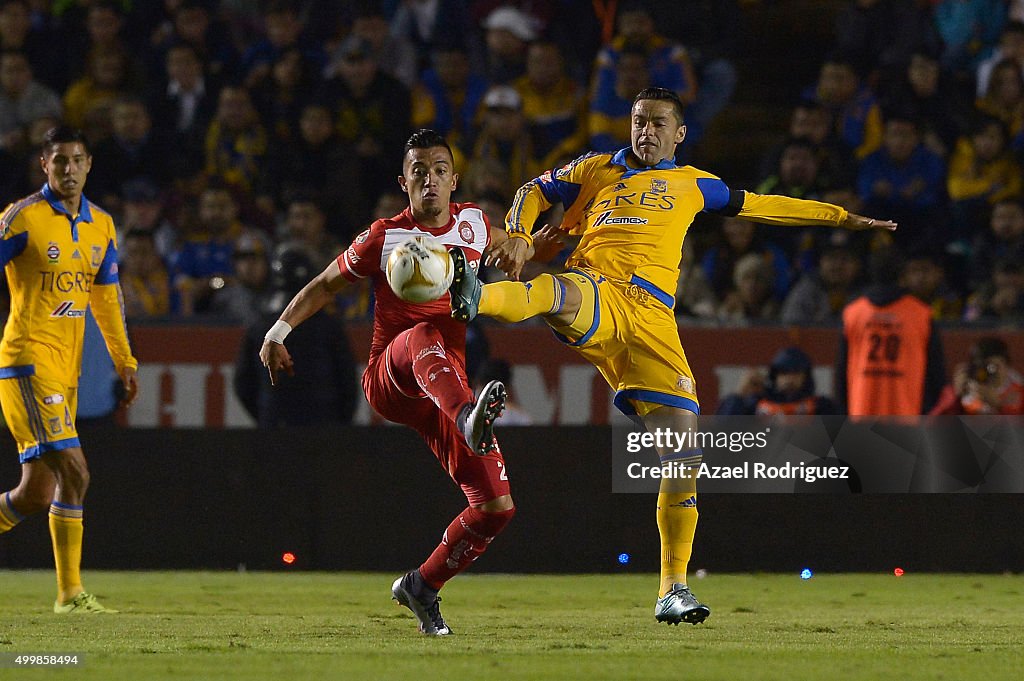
left=0, top=0, right=1021, bottom=328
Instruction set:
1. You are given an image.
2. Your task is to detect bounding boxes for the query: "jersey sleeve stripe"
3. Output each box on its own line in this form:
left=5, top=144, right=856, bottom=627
left=696, top=177, right=732, bottom=213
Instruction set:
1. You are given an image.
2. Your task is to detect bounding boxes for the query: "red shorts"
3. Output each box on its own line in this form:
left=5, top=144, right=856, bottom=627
left=362, top=327, right=510, bottom=506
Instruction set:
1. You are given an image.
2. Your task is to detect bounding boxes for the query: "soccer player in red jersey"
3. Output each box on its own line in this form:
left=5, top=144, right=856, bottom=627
left=259, top=129, right=513, bottom=636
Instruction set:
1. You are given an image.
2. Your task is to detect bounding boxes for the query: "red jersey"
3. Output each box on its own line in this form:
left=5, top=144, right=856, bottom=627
left=336, top=203, right=490, bottom=367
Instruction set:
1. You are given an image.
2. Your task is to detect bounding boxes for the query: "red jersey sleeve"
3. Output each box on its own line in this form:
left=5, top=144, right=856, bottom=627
left=337, top=222, right=385, bottom=282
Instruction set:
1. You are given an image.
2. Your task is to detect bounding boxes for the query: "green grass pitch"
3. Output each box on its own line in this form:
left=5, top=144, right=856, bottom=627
left=0, top=571, right=1021, bottom=680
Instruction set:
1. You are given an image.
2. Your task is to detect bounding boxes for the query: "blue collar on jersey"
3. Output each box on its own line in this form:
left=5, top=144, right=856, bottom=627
left=611, top=147, right=677, bottom=179
left=41, top=182, right=94, bottom=242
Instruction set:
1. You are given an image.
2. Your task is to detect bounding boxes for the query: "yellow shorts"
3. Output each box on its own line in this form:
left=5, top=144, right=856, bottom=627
left=548, top=268, right=699, bottom=417
left=0, top=369, right=80, bottom=463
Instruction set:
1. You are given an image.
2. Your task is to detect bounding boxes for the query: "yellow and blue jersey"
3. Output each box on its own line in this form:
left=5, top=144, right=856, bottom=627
left=508, top=149, right=849, bottom=306
left=0, top=183, right=136, bottom=387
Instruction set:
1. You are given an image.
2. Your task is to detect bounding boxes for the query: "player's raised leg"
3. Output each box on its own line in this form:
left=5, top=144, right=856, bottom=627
left=396, top=321, right=505, bottom=454
left=449, top=246, right=582, bottom=327
left=641, top=403, right=710, bottom=625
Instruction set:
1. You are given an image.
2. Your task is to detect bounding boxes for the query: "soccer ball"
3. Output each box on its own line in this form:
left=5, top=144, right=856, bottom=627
left=386, top=235, right=454, bottom=303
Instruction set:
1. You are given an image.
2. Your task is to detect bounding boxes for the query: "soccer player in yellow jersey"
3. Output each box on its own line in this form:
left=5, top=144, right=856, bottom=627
left=449, top=87, right=896, bottom=625
left=0, top=126, right=138, bottom=614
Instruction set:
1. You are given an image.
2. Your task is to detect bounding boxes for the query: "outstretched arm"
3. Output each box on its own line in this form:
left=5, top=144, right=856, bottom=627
left=259, top=260, right=347, bottom=385
left=738, top=192, right=897, bottom=231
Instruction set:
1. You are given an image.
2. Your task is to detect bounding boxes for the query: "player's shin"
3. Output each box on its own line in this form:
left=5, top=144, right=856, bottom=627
left=0, top=491, right=25, bottom=533
left=49, top=503, right=85, bottom=603
left=418, top=505, right=515, bottom=589
left=657, top=478, right=698, bottom=598
left=479, top=274, right=562, bottom=323
left=406, top=324, right=474, bottom=422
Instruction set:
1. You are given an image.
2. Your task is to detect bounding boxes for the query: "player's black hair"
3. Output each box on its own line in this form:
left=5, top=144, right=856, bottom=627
left=41, top=125, right=90, bottom=156
left=633, top=87, right=685, bottom=125
left=404, top=128, right=454, bottom=162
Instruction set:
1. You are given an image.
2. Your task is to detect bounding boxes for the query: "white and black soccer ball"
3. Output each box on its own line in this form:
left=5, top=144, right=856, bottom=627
left=385, top=235, right=454, bottom=303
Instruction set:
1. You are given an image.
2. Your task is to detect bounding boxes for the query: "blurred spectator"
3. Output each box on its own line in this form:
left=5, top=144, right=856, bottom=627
left=856, top=113, right=946, bottom=248
left=261, top=101, right=365, bottom=235
left=967, top=197, right=1024, bottom=289
left=701, top=217, right=792, bottom=302
left=0, top=0, right=63, bottom=91
left=588, top=40, right=648, bottom=153
left=481, top=5, right=536, bottom=84
left=591, top=2, right=697, bottom=126
left=472, top=358, right=532, bottom=425
left=717, top=347, right=837, bottom=416
left=170, top=184, right=250, bottom=316
left=515, top=40, right=586, bottom=168
left=933, top=0, right=1007, bottom=74
left=88, top=96, right=175, bottom=208
left=373, top=190, right=407, bottom=221
left=977, top=20, right=1024, bottom=97
left=974, top=57, right=1024, bottom=151
left=756, top=137, right=829, bottom=200
left=809, top=54, right=883, bottom=160
left=118, top=178, right=177, bottom=259
left=0, top=49, right=60, bottom=150
left=657, top=0, right=739, bottom=147
left=836, top=248, right=946, bottom=415
left=234, top=243, right=357, bottom=427
left=964, top=258, right=1024, bottom=322
left=946, top=113, right=1023, bottom=237
left=251, top=46, right=316, bottom=143
left=62, top=46, right=139, bottom=140
left=834, top=0, right=939, bottom=82
left=410, top=43, right=489, bottom=152
left=209, top=232, right=271, bottom=326
left=759, top=99, right=856, bottom=190
left=279, top=194, right=341, bottom=269
left=77, top=1, right=127, bottom=61
left=880, top=49, right=971, bottom=158
left=148, top=42, right=217, bottom=177
left=327, top=3, right=417, bottom=88
left=388, top=0, right=473, bottom=78
left=780, top=243, right=863, bottom=324
left=318, top=35, right=411, bottom=200
left=674, top=240, right=717, bottom=320
left=148, top=0, right=238, bottom=83
left=899, top=249, right=963, bottom=321
left=717, top=253, right=780, bottom=323
left=203, top=84, right=269, bottom=195
left=240, top=0, right=324, bottom=90
left=930, top=336, right=1024, bottom=414
left=468, top=85, right=542, bottom=198
left=119, top=228, right=171, bottom=318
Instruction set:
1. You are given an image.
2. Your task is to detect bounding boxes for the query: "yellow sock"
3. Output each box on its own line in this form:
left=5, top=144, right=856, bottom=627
left=0, top=492, right=24, bottom=534
left=657, top=492, right=698, bottom=597
left=479, top=275, right=561, bottom=323
left=49, top=503, right=85, bottom=603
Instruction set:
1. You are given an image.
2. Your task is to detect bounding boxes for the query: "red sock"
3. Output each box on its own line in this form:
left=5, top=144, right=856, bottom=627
left=406, top=323, right=473, bottom=422
left=418, top=506, right=515, bottom=589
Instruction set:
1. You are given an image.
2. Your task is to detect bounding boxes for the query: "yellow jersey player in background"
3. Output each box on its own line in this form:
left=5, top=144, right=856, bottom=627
left=449, top=87, right=896, bottom=626
left=0, top=126, right=138, bottom=614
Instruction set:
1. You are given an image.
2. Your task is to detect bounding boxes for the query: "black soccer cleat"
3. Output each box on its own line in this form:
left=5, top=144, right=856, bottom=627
left=457, top=380, right=505, bottom=455
left=654, top=584, right=711, bottom=626
left=391, top=570, right=451, bottom=636
left=448, top=246, right=481, bottom=323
